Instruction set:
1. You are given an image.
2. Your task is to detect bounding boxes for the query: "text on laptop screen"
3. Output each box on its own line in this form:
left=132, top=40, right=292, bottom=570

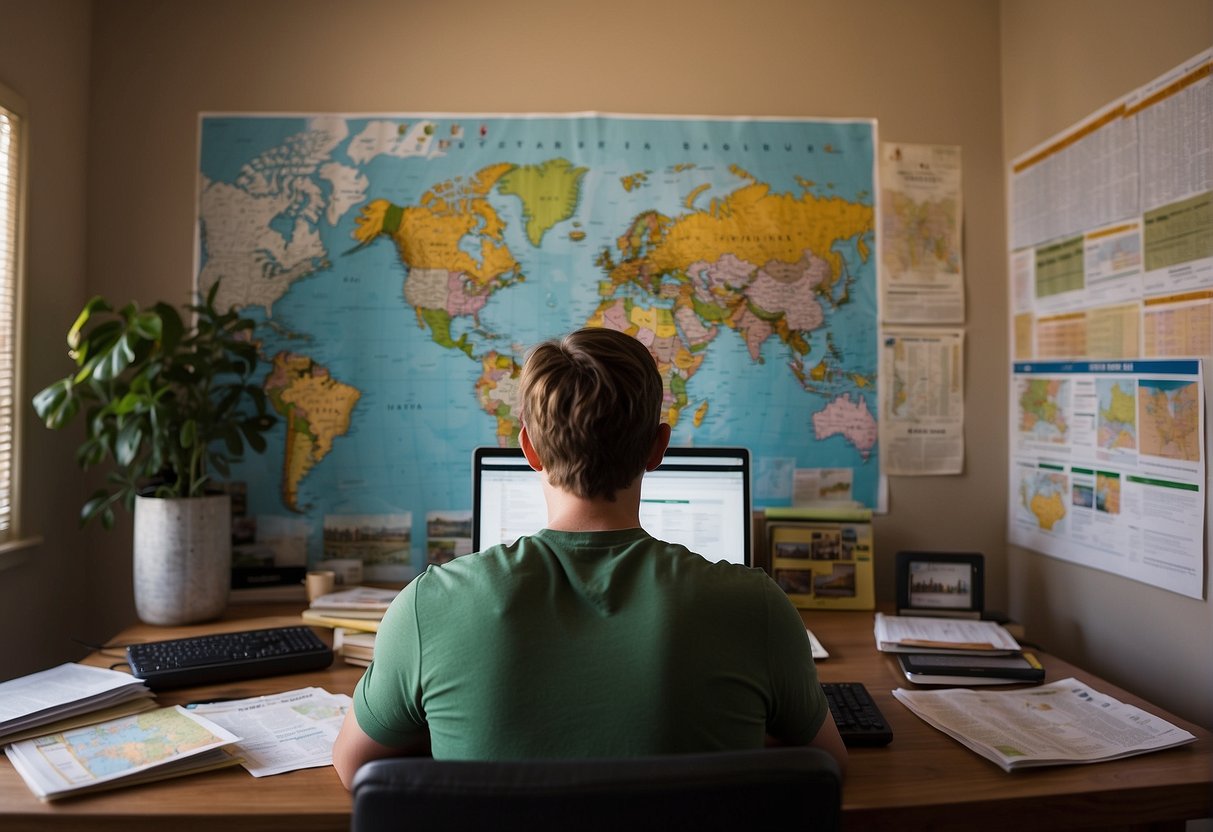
left=472, top=447, right=751, bottom=566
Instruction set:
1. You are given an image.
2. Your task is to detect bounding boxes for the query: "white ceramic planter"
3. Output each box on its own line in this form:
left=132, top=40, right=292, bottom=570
left=132, top=493, right=231, bottom=626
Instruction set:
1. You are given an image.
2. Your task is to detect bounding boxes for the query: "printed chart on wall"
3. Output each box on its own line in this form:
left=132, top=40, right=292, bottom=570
left=1007, top=48, right=1211, bottom=597
left=1011, top=360, right=1204, bottom=599
left=195, top=112, right=880, bottom=577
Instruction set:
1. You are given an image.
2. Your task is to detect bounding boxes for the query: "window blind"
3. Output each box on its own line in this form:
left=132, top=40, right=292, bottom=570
left=0, top=87, right=25, bottom=539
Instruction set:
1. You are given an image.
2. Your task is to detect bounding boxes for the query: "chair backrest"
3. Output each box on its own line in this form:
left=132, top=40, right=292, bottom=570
left=350, top=747, right=841, bottom=832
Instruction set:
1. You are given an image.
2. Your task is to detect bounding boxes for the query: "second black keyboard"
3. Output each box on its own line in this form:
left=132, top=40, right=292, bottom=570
left=126, top=625, right=334, bottom=690
left=822, top=681, right=894, bottom=746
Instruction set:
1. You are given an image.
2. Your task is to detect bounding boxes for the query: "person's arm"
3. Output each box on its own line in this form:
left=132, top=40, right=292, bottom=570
left=332, top=708, right=431, bottom=790
left=333, top=577, right=433, bottom=790
left=808, top=710, right=848, bottom=776
left=762, top=581, right=849, bottom=776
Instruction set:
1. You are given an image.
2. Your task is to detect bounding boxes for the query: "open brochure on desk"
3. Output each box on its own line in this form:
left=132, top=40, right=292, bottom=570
left=893, top=678, right=1197, bottom=772
left=187, top=687, right=351, bottom=777
left=874, top=612, right=1021, bottom=655
left=4, top=706, right=240, bottom=800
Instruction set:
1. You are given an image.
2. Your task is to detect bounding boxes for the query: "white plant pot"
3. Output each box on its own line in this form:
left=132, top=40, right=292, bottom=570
left=133, top=493, right=231, bottom=626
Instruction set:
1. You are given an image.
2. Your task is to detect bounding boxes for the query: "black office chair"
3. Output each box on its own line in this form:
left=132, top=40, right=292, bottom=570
left=350, top=747, right=842, bottom=832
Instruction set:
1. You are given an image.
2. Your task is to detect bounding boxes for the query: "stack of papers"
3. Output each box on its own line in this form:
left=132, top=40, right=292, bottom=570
left=334, top=629, right=376, bottom=667
left=874, top=612, right=1021, bottom=655
left=301, top=586, right=400, bottom=633
left=0, top=663, right=155, bottom=744
left=4, top=706, right=240, bottom=800
left=187, top=687, right=352, bottom=777
left=893, top=678, right=1197, bottom=772
left=301, top=586, right=400, bottom=666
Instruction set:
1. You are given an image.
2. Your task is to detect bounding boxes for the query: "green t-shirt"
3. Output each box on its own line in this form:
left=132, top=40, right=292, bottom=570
left=353, top=528, right=826, bottom=759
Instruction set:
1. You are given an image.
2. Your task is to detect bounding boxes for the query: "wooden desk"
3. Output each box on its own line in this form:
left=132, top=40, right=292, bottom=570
left=0, top=604, right=1209, bottom=832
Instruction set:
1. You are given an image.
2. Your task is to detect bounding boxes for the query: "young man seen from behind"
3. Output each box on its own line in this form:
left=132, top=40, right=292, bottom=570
left=332, top=326, right=846, bottom=787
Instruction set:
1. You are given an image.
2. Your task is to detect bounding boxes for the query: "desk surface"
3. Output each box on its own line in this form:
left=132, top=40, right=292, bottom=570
left=1, top=603, right=1209, bottom=832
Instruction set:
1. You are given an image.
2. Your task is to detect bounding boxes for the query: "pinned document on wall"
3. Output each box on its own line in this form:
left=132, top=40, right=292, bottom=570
left=879, top=142, right=965, bottom=324
left=1010, top=359, right=1205, bottom=598
left=879, top=328, right=965, bottom=475
left=766, top=506, right=875, bottom=610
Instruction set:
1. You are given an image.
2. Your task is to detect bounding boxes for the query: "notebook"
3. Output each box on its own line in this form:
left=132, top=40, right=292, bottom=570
left=472, top=446, right=752, bottom=566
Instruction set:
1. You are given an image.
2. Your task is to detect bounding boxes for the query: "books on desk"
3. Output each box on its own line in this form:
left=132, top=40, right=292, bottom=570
left=893, top=677, right=1197, bottom=772
left=0, top=663, right=155, bottom=745
left=301, top=585, right=400, bottom=633
left=308, top=585, right=399, bottom=616
left=302, top=586, right=399, bottom=664
left=4, top=705, right=241, bottom=800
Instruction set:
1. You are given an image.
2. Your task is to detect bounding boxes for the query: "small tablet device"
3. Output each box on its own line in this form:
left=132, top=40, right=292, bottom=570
left=898, top=651, right=1045, bottom=684
left=895, top=551, right=984, bottom=619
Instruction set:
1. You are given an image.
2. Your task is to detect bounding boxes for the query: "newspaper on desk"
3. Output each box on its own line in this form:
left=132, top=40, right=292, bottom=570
left=893, top=677, right=1196, bottom=772
left=187, top=686, right=351, bottom=777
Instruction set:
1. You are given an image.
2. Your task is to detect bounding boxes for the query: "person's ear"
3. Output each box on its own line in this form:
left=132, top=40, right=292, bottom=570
left=519, top=424, right=544, bottom=472
left=645, top=423, right=672, bottom=471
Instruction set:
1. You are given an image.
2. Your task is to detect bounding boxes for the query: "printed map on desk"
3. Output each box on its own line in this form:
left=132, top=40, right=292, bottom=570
left=196, top=113, right=879, bottom=576
left=4, top=706, right=239, bottom=800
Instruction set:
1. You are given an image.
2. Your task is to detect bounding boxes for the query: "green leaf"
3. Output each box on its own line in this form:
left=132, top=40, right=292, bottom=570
left=81, top=490, right=115, bottom=528
left=130, top=309, right=163, bottom=341
left=180, top=418, right=197, bottom=449
left=115, top=419, right=145, bottom=467
left=66, top=297, right=112, bottom=353
left=31, top=380, right=70, bottom=424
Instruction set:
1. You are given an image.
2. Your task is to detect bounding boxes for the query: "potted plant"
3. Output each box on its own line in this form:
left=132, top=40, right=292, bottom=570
left=32, top=282, right=276, bottom=625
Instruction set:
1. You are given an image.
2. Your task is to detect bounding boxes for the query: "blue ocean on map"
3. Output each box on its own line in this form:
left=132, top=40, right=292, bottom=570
left=197, top=113, right=880, bottom=572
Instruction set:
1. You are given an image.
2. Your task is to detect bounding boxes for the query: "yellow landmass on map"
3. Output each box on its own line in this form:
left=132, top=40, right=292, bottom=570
left=642, top=183, right=873, bottom=292
left=497, top=158, right=587, bottom=246
left=1103, top=383, right=1135, bottom=425
left=352, top=162, right=520, bottom=287
left=268, top=353, right=362, bottom=512
left=1030, top=491, right=1066, bottom=531
left=684, top=182, right=711, bottom=209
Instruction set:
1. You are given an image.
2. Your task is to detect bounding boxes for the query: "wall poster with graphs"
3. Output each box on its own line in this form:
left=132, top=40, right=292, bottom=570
left=1007, top=48, right=1211, bottom=597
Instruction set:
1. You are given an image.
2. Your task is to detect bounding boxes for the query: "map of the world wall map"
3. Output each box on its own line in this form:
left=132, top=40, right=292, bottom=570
left=196, top=113, right=879, bottom=579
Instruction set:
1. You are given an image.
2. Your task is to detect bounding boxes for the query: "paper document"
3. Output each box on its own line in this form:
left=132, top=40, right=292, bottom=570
left=309, top=586, right=399, bottom=612
left=4, top=706, right=240, bottom=800
left=879, top=329, right=965, bottom=475
left=874, top=613, right=1021, bottom=654
left=188, top=687, right=351, bottom=777
left=0, top=663, right=153, bottom=743
left=806, top=628, right=829, bottom=660
left=893, top=677, right=1196, bottom=772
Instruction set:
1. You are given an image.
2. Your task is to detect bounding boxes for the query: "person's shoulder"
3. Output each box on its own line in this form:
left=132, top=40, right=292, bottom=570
left=650, top=539, right=769, bottom=584
left=419, top=537, right=547, bottom=586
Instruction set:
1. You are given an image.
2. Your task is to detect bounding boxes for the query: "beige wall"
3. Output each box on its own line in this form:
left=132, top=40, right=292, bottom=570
left=80, top=0, right=1008, bottom=610
left=0, top=0, right=95, bottom=679
left=1001, top=0, right=1213, bottom=731
left=1, top=0, right=1208, bottom=734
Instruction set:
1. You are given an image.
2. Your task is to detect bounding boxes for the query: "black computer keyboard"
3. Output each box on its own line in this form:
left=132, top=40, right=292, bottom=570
left=126, top=625, right=334, bottom=690
left=822, top=681, right=893, bottom=746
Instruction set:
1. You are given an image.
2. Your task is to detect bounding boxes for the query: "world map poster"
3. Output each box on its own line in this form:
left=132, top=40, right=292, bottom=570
left=196, top=113, right=880, bottom=578
left=1010, top=359, right=1205, bottom=598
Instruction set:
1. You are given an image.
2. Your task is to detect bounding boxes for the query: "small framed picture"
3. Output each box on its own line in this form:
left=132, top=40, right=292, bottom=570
left=895, top=551, right=984, bottom=619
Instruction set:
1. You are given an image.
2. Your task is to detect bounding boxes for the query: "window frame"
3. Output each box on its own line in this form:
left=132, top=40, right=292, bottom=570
left=0, top=79, right=32, bottom=561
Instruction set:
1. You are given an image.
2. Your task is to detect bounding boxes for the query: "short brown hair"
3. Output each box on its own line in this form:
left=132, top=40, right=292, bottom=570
left=520, top=327, right=663, bottom=500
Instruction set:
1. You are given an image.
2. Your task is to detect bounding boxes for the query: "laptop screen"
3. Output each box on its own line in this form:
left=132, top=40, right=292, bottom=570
left=472, top=446, right=752, bottom=566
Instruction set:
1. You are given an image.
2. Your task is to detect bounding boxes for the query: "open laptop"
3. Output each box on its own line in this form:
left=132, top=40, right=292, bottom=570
left=472, top=446, right=752, bottom=566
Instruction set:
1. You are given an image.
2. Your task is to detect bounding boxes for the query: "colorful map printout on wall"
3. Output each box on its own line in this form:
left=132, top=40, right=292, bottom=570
left=196, top=113, right=879, bottom=577
left=1010, top=360, right=1204, bottom=599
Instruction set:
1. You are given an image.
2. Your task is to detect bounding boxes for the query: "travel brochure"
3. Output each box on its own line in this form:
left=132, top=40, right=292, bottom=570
left=894, top=678, right=1196, bottom=772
